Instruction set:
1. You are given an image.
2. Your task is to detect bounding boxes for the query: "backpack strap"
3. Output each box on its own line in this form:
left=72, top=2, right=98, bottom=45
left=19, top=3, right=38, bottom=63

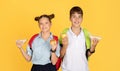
left=28, top=34, right=39, bottom=49
left=56, top=57, right=62, bottom=70
left=59, top=28, right=69, bottom=47
left=83, top=28, right=91, bottom=59
left=28, top=34, right=58, bottom=49
left=53, top=35, right=58, bottom=44
left=52, top=35, right=62, bottom=70
left=83, top=28, right=91, bottom=49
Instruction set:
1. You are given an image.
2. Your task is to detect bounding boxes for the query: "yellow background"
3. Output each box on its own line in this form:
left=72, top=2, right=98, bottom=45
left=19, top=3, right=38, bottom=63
left=0, top=0, right=120, bottom=71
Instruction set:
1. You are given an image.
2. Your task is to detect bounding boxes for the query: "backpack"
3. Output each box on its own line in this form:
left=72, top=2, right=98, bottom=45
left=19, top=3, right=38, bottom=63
left=59, top=28, right=91, bottom=57
left=28, top=33, right=61, bottom=70
left=55, top=28, right=91, bottom=70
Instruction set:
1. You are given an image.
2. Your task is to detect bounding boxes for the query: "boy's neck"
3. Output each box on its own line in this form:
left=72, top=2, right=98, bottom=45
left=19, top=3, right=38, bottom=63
left=41, top=31, right=51, bottom=40
left=71, top=26, right=81, bottom=36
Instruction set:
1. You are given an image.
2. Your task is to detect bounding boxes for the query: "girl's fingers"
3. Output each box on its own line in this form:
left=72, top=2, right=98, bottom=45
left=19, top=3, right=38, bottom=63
left=51, top=44, right=57, bottom=50
left=16, top=40, right=24, bottom=48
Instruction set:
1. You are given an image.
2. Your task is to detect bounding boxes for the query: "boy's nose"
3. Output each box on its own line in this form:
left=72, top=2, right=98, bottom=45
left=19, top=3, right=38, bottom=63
left=75, top=18, right=79, bottom=21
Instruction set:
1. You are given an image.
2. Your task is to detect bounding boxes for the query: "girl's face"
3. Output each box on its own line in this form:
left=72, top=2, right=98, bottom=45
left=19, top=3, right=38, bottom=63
left=70, top=12, right=83, bottom=28
left=38, top=17, right=51, bottom=33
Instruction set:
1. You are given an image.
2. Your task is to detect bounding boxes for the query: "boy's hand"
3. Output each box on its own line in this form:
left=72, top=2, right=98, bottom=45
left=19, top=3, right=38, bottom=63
left=16, top=39, right=27, bottom=48
left=90, top=38, right=99, bottom=51
left=61, top=34, right=68, bottom=47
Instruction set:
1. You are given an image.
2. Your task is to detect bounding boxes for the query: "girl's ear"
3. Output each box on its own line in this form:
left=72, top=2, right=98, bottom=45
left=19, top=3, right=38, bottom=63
left=50, top=23, right=52, bottom=26
left=38, top=23, right=40, bottom=28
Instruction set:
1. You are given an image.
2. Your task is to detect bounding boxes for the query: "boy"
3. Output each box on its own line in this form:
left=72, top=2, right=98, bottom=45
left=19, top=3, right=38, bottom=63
left=60, top=6, right=99, bottom=71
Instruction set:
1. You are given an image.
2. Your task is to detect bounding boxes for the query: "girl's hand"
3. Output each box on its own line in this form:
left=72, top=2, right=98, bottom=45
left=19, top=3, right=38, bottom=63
left=50, top=39, right=57, bottom=51
left=16, top=39, right=26, bottom=48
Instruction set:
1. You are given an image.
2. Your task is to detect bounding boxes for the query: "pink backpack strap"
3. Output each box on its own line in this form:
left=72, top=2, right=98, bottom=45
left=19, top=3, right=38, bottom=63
left=28, top=34, right=39, bottom=49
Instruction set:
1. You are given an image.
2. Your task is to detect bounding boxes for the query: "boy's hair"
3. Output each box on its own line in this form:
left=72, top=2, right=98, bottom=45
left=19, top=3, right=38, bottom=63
left=34, top=14, right=54, bottom=23
left=70, top=6, right=83, bottom=17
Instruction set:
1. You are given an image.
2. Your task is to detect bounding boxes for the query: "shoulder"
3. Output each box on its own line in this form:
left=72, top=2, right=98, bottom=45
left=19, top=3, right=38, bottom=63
left=53, top=35, right=58, bottom=41
left=29, top=34, right=39, bottom=41
left=61, top=28, right=69, bottom=34
left=28, top=33, right=39, bottom=48
left=82, top=28, right=90, bottom=37
left=31, top=34, right=39, bottom=38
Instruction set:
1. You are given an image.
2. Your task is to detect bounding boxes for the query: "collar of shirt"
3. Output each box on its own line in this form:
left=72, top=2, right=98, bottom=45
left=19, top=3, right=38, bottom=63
left=69, top=27, right=83, bottom=37
left=38, top=32, right=53, bottom=39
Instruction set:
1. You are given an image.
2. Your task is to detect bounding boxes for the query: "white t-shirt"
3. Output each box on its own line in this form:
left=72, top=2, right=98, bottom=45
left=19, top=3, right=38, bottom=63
left=61, top=28, right=89, bottom=71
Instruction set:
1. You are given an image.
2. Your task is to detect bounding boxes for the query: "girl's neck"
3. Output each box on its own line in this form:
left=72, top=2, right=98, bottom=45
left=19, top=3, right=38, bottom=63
left=41, top=31, right=50, bottom=40
left=71, top=26, right=81, bottom=36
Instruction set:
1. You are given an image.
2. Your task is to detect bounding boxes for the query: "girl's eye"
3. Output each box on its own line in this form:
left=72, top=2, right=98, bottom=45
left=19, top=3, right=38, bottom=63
left=45, top=22, right=49, bottom=24
left=39, top=23, right=43, bottom=25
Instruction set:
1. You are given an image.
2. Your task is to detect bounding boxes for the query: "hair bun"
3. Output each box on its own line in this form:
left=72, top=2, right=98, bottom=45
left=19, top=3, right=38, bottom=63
left=49, top=14, right=55, bottom=19
left=35, top=16, right=40, bottom=21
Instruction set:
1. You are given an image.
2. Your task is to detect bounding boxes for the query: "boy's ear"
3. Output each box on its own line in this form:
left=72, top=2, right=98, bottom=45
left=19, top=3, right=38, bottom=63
left=69, top=17, right=72, bottom=21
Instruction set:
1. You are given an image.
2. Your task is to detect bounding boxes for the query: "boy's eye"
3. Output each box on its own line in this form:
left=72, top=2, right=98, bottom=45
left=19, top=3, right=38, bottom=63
left=79, top=16, right=81, bottom=18
left=72, top=15, right=76, bottom=18
left=78, top=15, right=82, bottom=18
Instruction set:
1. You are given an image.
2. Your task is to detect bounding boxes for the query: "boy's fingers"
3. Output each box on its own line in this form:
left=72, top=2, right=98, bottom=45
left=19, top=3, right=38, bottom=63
left=92, top=39, right=99, bottom=46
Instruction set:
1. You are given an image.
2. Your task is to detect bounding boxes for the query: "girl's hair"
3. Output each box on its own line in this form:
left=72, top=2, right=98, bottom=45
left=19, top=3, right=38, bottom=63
left=35, top=14, right=55, bottom=23
left=70, top=6, right=83, bottom=17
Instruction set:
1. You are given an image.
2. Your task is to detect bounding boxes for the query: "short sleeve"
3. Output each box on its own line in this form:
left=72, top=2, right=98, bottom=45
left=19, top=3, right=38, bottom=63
left=26, top=45, right=32, bottom=56
left=55, top=42, right=61, bottom=57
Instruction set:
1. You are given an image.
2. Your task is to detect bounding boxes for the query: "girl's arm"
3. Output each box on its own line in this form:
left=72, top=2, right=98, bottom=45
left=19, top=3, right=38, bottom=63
left=51, top=52, right=58, bottom=65
left=16, top=40, right=31, bottom=62
left=50, top=44, right=59, bottom=65
left=19, top=47, right=31, bottom=62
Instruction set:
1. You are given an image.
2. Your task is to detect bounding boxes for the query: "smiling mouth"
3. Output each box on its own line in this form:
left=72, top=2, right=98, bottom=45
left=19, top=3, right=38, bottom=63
left=42, top=28, right=46, bottom=30
left=74, top=22, right=79, bottom=24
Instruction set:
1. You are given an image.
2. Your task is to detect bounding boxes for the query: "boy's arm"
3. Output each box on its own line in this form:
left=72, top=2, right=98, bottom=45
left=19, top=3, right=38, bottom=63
left=87, top=38, right=99, bottom=57
left=87, top=45, right=96, bottom=57
left=60, top=45, right=67, bottom=58
left=60, top=36, right=68, bottom=58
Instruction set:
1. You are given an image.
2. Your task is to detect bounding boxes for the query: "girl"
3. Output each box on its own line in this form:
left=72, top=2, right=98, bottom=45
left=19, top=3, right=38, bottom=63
left=16, top=14, right=60, bottom=71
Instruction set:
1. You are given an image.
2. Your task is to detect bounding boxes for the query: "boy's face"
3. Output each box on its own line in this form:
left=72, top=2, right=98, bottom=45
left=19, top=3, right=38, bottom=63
left=70, top=12, right=83, bottom=28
